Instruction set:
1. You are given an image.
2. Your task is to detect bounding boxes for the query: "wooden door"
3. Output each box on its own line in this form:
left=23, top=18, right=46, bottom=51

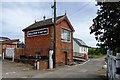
left=63, top=52, right=67, bottom=65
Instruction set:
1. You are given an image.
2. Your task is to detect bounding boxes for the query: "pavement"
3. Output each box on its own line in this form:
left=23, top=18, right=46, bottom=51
left=1, top=56, right=107, bottom=79
left=2, top=60, right=48, bottom=78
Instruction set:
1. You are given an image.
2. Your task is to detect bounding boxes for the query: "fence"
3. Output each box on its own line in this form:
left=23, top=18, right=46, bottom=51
left=3, top=48, right=24, bottom=60
left=107, top=50, right=120, bottom=80
left=15, top=48, right=24, bottom=58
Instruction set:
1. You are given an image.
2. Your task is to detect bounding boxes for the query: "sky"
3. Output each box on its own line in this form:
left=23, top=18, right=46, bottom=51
left=0, top=0, right=100, bottom=47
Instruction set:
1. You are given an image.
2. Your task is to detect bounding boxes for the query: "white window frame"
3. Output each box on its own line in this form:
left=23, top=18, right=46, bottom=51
left=61, top=28, right=71, bottom=42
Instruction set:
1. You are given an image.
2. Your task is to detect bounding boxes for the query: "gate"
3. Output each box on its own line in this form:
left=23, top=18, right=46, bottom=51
left=5, top=48, right=15, bottom=62
left=107, top=50, right=120, bottom=80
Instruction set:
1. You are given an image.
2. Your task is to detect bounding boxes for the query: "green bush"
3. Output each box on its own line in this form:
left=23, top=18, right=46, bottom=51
left=88, top=47, right=106, bottom=57
left=89, top=48, right=106, bottom=54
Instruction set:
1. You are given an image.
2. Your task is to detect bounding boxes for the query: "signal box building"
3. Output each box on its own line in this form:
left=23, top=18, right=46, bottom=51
left=22, top=15, right=74, bottom=66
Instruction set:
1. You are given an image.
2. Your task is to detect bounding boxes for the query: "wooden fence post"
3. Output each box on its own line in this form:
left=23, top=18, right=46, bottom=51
left=116, top=53, right=120, bottom=80
left=12, top=48, right=15, bottom=62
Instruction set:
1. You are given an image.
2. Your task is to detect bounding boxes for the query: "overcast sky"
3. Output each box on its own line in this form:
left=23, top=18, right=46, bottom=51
left=0, top=0, right=100, bottom=47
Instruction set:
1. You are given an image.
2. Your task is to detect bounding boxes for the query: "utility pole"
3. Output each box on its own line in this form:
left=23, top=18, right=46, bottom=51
left=51, top=0, right=56, bottom=68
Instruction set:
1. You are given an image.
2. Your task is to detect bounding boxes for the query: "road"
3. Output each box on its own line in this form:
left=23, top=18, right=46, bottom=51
left=2, top=56, right=107, bottom=79
left=0, top=60, right=2, bottom=79
left=33, top=56, right=107, bottom=79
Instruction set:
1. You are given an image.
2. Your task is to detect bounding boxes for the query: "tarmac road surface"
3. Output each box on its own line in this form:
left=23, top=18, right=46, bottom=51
left=33, top=56, right=107, bottom=79
left=2, top=56, right=107, bottom=79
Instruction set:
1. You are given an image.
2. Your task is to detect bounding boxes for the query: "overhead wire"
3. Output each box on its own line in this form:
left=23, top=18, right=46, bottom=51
left=51, top=1, right=92, bottom=18
left=68, top=2, right=92, bottom=16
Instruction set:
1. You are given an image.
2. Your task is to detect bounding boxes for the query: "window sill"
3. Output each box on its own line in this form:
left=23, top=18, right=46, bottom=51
left=61, top=40, right=71, bottom=43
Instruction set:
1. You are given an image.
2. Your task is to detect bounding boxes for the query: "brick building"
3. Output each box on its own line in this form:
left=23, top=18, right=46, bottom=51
left=22, top=15, right=74, bottom=66
left=0, top=37, right=24, bottom=58
left=0, top=37, right=19, bottom=51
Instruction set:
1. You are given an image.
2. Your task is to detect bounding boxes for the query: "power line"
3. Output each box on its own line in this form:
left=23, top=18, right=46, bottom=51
left=68, top=2, right=91, bottom=16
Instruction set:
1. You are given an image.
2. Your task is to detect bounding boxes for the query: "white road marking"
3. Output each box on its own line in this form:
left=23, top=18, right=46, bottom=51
left=78, top=59, right=90, bottom=65
left=5, top=72, right=16, bottom=75
left=67, top=59, right=90, bottom=68
left=66, top=59, right=90, bottom=68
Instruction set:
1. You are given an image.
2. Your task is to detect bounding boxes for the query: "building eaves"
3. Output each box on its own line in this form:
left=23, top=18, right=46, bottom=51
left=73, top=38, right=88, bottom=47
left=22, top=15, right=75, bottom=32
left=22, top=15, right=65, bottom=31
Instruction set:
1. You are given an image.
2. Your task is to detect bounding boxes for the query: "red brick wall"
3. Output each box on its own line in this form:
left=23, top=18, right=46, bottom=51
left=24, top=26, right=53, bottom=56
left=39, top=60, right=48, bottom=70
left=15, top=48, right=24, bottom=58
left=24, top=20, right=73, bottom=65
left=56, top=20, right=73, bottom=64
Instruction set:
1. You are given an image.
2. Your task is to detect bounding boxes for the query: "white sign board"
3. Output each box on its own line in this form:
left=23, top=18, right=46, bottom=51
left=28, top=28, right=49, bottom=37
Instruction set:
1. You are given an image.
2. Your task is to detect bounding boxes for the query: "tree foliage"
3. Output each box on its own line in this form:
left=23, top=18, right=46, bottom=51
left=88, top=48, right=106, bottom=55
left=90, top=1, right=120, bottom=51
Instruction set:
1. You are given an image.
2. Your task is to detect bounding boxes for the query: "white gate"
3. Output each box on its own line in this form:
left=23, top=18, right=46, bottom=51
left=107, top=50, right=120, bottom=80
left=5, top=48, right=15, bottom=62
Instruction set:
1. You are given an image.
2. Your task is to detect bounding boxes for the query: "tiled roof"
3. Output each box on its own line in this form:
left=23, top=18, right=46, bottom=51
left=73, top=38, right=88, bottom=47
left=0, top=37, right=10, bottom=41
left=0, top=36, right=19, bottom=44
left=22, top=15, right=65, bottom=31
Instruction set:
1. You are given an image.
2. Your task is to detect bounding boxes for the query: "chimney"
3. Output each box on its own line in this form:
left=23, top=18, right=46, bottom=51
left=65, top=10, right=66, bottom=16
left=35, top=20, right=36, bottom=23
left=43, top=16, right=46, bottom=20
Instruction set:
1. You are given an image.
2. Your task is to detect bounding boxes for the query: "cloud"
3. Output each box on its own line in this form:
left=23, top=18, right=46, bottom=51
left=1, top=2, right=52, bottom=41
left=73, top=21, right=97, bottom=47
left=1, top=2, right=98, bottom=47
left=1, top=0, right=97, bottom=2
left=71, top=3, right=98, bottom=47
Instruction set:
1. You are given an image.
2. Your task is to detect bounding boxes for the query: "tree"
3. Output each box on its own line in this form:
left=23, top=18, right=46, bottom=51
left=88, top=47, right=106, bottom=55
left=90, top=1, right=120, bottom=52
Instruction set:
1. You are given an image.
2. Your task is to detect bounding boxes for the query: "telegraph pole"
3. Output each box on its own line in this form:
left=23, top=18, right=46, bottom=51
left=52, top=0, right=56, bottom=68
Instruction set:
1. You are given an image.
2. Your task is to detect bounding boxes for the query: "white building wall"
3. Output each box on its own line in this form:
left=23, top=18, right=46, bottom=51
left=73, top=40, right=80, bottom=53
left=79, top=46, right=88, bottom=54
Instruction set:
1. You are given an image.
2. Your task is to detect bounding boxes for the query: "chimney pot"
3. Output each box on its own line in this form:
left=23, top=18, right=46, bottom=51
left=43, top=16, right=46, bottom=20
left=35, top=20, right=36, bottom=23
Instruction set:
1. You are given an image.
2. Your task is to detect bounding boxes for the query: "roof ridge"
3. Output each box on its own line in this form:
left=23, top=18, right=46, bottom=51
left=37, top=15, right=65, bottom=22
left=73, top=37, right=88, bottom=47
left=22, top=15, right=66, bottom=31
left=37, top=17, right=52, bottom=22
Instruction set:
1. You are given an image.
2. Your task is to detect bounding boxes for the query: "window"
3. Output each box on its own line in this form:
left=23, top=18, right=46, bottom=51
left=84, top=47, right=86, bottom=52
left=81, top=47, right=86, bottom=52
left=81, top=47, right=84, bottom=52
left=35, top=52, right=41, bottom=59
left=61, top=28, right=71, bottom=42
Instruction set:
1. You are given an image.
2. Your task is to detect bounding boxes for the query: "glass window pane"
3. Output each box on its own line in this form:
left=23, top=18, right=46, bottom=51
left=61, top=28, right=71, bottom=41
